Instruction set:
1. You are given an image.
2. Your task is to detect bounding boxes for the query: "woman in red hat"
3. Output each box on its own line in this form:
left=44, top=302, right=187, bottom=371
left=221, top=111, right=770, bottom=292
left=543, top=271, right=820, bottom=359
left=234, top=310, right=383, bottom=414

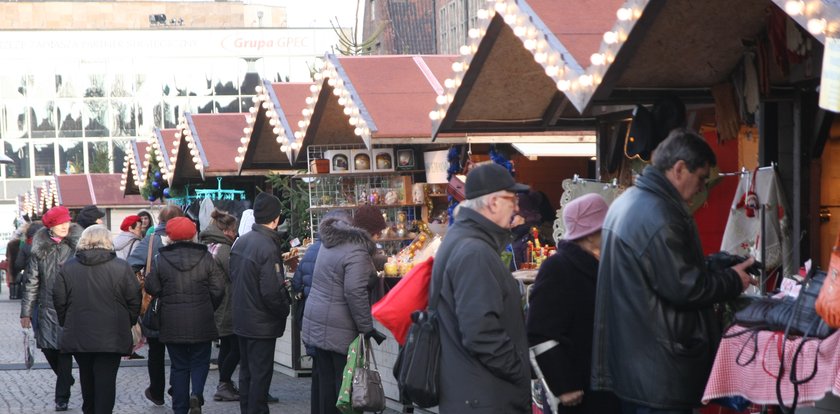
left=20, top=205, right=83, bottom=411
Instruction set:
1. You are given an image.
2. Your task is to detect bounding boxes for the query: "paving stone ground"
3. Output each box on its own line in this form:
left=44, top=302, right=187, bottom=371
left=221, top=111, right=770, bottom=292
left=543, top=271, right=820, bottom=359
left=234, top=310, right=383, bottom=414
left=0, top=285, right=399, bottom=413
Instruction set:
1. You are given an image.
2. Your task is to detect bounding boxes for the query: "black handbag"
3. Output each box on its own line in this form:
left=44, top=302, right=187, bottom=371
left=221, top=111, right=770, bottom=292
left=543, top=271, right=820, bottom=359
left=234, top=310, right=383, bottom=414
left=351, top=337, right=386, bottom=412
left=141, top=296, right=161, bottom=332
left=395, top=272, right=443, bottom=408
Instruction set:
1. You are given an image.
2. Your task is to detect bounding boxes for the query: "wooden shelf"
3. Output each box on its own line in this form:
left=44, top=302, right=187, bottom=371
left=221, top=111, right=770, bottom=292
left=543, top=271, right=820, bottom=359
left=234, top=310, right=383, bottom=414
left=307, top=203, right=423, bottom=212
left=295, top=169, right=424, bottom=179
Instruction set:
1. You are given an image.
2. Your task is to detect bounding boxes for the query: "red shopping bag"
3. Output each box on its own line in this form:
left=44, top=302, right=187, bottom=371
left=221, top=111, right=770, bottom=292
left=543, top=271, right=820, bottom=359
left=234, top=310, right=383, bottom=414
left=372, top=257, right=434, bottom=345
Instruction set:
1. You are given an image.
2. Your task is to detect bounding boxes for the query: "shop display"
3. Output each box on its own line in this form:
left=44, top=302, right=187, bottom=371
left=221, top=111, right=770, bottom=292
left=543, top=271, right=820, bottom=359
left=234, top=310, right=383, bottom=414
left=351, top=149, right=372, bottom=172
left=325, top=150, right=350, bottom=173
left=520, top=227, right=555, bottom=270
left=373, top=148, right=394, bottom=172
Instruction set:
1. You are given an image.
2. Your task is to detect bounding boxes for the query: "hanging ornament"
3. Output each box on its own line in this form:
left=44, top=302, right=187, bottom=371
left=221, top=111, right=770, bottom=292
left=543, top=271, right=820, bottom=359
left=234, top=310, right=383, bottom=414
left=163, top=188, right=170, bottom=198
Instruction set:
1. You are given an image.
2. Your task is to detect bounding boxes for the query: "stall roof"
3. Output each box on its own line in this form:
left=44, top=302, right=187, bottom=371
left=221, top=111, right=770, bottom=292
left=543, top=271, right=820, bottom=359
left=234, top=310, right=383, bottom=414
left=57, top=174, right=148, bottom=208
left=431, top=0, right=833, bottom=138
left=235, top=79, right=308, bottom=174
left=119, top=139, right=148, bottom=196
left=168, top=113, right=247, bottom=187
left=292, top=54, right=462, bottom=161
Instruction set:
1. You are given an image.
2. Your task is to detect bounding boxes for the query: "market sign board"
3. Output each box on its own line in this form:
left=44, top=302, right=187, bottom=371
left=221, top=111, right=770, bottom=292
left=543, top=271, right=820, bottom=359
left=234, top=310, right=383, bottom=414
left=820, top=37, right=840, bottom=113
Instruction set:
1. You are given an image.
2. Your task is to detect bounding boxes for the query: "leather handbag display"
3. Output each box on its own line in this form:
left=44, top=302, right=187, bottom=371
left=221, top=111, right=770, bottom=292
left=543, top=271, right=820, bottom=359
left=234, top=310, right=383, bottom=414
left=815, top=233, right=840, bottom=328
left=351, top=337, right=385, bottom=412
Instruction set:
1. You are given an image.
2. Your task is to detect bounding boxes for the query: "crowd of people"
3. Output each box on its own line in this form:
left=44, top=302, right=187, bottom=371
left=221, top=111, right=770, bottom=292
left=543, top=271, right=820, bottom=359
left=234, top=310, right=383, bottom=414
left=3, top=128, right=763, bottom=414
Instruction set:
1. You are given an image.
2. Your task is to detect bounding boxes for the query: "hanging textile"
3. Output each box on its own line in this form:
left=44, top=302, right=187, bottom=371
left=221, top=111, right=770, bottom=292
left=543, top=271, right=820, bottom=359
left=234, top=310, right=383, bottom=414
left=238, top=209, right=255, bottom=236
left=199, top=197, right=215, bottom=232
left=552, top=176, right=624, bottom=244
left=720, top=167, right=793, bottom=277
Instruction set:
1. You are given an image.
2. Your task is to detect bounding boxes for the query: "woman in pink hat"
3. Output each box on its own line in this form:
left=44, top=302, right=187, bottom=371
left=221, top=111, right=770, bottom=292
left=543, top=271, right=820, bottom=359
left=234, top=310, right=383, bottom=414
left=20, top=205, right=83, bottom=411
left=526, top=193, right=620, bottom=414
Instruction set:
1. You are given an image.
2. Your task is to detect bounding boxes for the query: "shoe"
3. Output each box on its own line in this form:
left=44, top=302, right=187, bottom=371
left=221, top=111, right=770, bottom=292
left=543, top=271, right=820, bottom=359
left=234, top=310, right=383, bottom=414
left=213, top=381, right=240, bottom=401
left=209, top=362, right=218, bottom=370
left=129, top=352, right=145, bottom=360
left=55, top=402, right=68, bottom=411
left=144, top=387, right=164, bottom=406
left=188, top=394, right=202, bottom=414
left=266, top=393, right=279, bottom=403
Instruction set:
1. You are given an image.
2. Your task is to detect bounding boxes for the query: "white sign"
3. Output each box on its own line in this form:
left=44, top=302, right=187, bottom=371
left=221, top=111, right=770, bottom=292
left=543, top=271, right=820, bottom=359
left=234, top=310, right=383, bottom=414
left=423, top=150, right=449, bottom=184
left=820, top=37, right=840, bottom=112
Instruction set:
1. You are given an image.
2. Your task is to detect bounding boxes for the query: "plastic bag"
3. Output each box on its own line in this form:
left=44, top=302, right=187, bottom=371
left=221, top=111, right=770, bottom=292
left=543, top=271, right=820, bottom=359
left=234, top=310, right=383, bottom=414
left=23, top=328, right=36, bottom=369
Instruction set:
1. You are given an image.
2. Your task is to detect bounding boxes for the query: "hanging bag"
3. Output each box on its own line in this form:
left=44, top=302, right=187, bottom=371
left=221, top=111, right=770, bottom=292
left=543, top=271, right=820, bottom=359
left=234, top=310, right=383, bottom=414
left=352, top=337, right=386, bottom=412
left=815, top=233, right=840, bottom=328
left=337, top=335, right=364, bottom=414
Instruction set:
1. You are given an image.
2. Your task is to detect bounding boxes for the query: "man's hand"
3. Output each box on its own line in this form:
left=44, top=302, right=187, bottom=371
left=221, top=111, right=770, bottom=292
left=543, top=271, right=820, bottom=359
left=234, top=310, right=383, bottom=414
left=731, top=256, right=758, bottom=291
left=559, top=390, right=583, bottom=406
left=20, top=317, right=31, bottom=329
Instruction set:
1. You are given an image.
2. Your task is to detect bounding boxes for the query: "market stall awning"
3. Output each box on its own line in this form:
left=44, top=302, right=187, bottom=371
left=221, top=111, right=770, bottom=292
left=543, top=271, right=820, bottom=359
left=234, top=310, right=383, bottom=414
left=119, top=139, right=148, bottom=196
left=168, top=113, right=247, bottom=187
left=235, top=79, right=307, bottom=174
left=56, top=173, right=148, bottom=208
left=292, top=54, right=461, bottom=161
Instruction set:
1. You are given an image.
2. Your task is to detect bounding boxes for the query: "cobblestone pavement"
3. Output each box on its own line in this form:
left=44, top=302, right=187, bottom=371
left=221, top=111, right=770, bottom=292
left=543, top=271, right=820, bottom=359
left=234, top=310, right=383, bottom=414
left=0, top=287, right=399, bottom=413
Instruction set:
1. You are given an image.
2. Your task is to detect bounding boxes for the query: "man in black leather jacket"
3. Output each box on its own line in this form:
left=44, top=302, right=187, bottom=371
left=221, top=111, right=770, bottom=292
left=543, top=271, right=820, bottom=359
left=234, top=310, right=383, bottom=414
left=591, top=129, right=757, bottom=413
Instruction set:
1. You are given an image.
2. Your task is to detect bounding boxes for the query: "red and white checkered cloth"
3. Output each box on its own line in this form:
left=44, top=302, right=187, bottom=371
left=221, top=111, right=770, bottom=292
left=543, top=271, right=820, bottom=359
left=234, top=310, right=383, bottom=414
left=703, top=325, right=840, bottom=406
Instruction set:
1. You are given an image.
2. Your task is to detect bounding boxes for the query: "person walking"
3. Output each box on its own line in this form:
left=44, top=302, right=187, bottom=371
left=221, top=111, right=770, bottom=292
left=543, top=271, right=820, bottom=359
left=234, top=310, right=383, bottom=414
left=527, top=194, right=619, bottom=414
left=144, top=217, right=225, bottom=414
left=128, top=204, right=185, bottom=406
left=302, top=206, right=388, bottom=414
left=75, top=205, right=105, bottom=229
left=591, top=129, right=758, bottom=413
left=20, top=206, right=83, bottom=411
left=53, top=225, right=142, bottom=414
left=430, top=163, right=531, bottom=413
left=229, top=192, right=291, bottom=414
left=113, top=215, right=143, bottom=260
left=198, top=209, right=240, bottom=402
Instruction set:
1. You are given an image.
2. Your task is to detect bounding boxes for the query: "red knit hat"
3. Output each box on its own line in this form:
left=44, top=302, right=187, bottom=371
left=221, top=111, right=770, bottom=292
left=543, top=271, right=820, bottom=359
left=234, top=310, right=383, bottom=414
left=120, top=215, right=141, bottom=232
left=42, top=206, right=72, bottom=229
left=165, top=217, right=197, bottom=241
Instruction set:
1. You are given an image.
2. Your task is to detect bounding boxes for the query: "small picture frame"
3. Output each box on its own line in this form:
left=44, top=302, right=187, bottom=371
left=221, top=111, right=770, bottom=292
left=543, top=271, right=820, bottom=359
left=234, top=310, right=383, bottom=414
left=372, top=148, right=394, bottom=172
left=325, top=150, right=350, bottom=173
left=350, top=149, right=372, bottom=172
left=396, top=148, right=415, bottom=170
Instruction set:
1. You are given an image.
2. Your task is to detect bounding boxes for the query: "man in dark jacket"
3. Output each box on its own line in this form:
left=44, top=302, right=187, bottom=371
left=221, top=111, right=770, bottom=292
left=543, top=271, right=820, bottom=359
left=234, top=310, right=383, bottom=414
left=431, top=163, right=531, bottom=413
left=591, top=129, right=757, bottom=413
left=230, top=192, right=290, bottom=414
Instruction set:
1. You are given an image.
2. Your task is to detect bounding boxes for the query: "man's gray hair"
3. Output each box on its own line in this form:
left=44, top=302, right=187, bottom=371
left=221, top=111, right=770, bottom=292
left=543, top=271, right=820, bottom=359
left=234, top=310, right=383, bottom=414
left=77, top=225, right=114, bottom=251
left=458, top=191, right=500, bottom=211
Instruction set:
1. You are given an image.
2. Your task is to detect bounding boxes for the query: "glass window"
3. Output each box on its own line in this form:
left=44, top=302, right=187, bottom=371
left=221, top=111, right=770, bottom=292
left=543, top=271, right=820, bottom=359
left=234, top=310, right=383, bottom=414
left=110, top=100, right=136, bottom=136
left=58, top=140, right=84, bottom=175
left=29, top=101, right=57, bottom=139
left=80, top=61, right=107, bottom=98
left=193, top=96, right=217, bottom=114
left=33, top=141, right=56, bottom=176
left=83, top=98, right=110, bottom=137
left=57, top=100, right=84, bottom=138
left=55, top=63, right=86, bottom=98
left=112, top=139, right=130, bottom=174
left=0, top=99, right=29, bottom=140
left=25, top=69, right=57, bottom=99
left=86, top=140, right=111, bottom=173
left=213, top=59, right=244, bottom=95
left=4, top=139, right=31, bottom=178
left=162, top=98, right=188, bottom=129
left=216, top=96, right=240, bottom=113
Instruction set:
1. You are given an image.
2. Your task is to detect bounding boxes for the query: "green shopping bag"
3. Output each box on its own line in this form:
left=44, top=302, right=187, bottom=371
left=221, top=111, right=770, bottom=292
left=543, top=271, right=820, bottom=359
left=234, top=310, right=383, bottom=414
left=337, top=334, right=364, bottom=414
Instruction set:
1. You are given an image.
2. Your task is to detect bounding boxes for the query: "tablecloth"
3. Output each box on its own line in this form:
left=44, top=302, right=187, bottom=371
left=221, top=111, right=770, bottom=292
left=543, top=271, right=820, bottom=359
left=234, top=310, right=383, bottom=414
left=702, top=325, right=840, bottom=406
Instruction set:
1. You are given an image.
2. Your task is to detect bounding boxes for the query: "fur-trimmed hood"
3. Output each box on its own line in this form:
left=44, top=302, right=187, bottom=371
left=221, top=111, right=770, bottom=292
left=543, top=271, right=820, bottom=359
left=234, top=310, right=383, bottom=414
left=31, top=223, right=83, bottom=258
left=318, top=215, right=376, bottom=255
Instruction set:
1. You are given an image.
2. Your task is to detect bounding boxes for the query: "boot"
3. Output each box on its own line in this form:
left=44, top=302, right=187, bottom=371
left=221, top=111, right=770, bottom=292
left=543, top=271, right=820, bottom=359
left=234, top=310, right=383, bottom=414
left=188, top=394, right=202, bottom=414
left=213, top=382, right=240, bottom=401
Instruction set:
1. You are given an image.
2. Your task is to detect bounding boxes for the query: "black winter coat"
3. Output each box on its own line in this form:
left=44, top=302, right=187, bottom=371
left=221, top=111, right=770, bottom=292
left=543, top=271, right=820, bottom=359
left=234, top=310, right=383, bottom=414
left=21, top=225, right=83, bottom=350
left=591, top=166, right=744, bottom=409
left=199, top=226, right=234, bottom=337
left=229, top=224, right=290, bottom=339
left=291, top=240, right=320, bottom=299
left=431, top=207, right=530, bottom=413
left=527, top=241, right=619, bottom=414
left=53, top=249, right=141, bottom=355
left=144, top=242, right=225, bottom=344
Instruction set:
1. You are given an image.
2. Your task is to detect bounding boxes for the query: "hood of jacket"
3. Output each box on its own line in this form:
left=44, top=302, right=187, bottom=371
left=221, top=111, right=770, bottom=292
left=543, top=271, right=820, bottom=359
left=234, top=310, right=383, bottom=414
left=31, top=223, right=83, bottom=257
left=75, top=248, right=117, bottom=266
left=318, top=215, right=376, bottom=254
left=199, top=225, right=231, bottom=246
left=158, top=242, right=208, bottom=272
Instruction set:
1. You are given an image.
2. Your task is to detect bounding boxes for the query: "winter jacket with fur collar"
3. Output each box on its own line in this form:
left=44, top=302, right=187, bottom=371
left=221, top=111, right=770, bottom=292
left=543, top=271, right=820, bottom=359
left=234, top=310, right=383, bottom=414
left=21, top=224, right=83, bottom=349
left=302, top=215, right=377, bottom=354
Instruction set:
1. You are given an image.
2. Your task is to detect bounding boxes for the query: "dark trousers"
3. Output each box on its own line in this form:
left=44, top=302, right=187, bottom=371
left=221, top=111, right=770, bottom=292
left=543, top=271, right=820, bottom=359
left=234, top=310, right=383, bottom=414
left=310, top=357, right=319, bottom=414
left=313, top=347, right=347, bottom=414
left=42, top=348, right=74, bottom=404
left=146, top=336, right=166, bottom=400
left=166, top=342, right=211, bottom=414
left=238, top=337, right=276, bottom=414
left=620, top=401, right=692, bottom=414
left=74, top=353, right=121, bottom=414
left=218, top=334, right=240, bottom=384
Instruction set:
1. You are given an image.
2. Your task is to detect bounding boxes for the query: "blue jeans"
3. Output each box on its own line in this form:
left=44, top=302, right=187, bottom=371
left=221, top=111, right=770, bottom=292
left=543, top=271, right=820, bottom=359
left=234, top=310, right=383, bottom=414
left=166, top=342, right=211, bottom=414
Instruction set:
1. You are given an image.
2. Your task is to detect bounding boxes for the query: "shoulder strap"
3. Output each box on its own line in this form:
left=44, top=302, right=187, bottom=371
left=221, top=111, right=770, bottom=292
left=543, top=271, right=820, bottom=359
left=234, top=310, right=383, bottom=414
left=144, top=235, right=156, bottom=276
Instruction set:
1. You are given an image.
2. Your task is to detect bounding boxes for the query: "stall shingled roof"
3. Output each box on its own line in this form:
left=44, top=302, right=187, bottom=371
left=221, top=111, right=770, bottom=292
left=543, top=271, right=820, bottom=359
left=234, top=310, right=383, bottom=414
left=57, top=174, right=147, bottom=208
left=168, top=113, right=247, bottom=187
